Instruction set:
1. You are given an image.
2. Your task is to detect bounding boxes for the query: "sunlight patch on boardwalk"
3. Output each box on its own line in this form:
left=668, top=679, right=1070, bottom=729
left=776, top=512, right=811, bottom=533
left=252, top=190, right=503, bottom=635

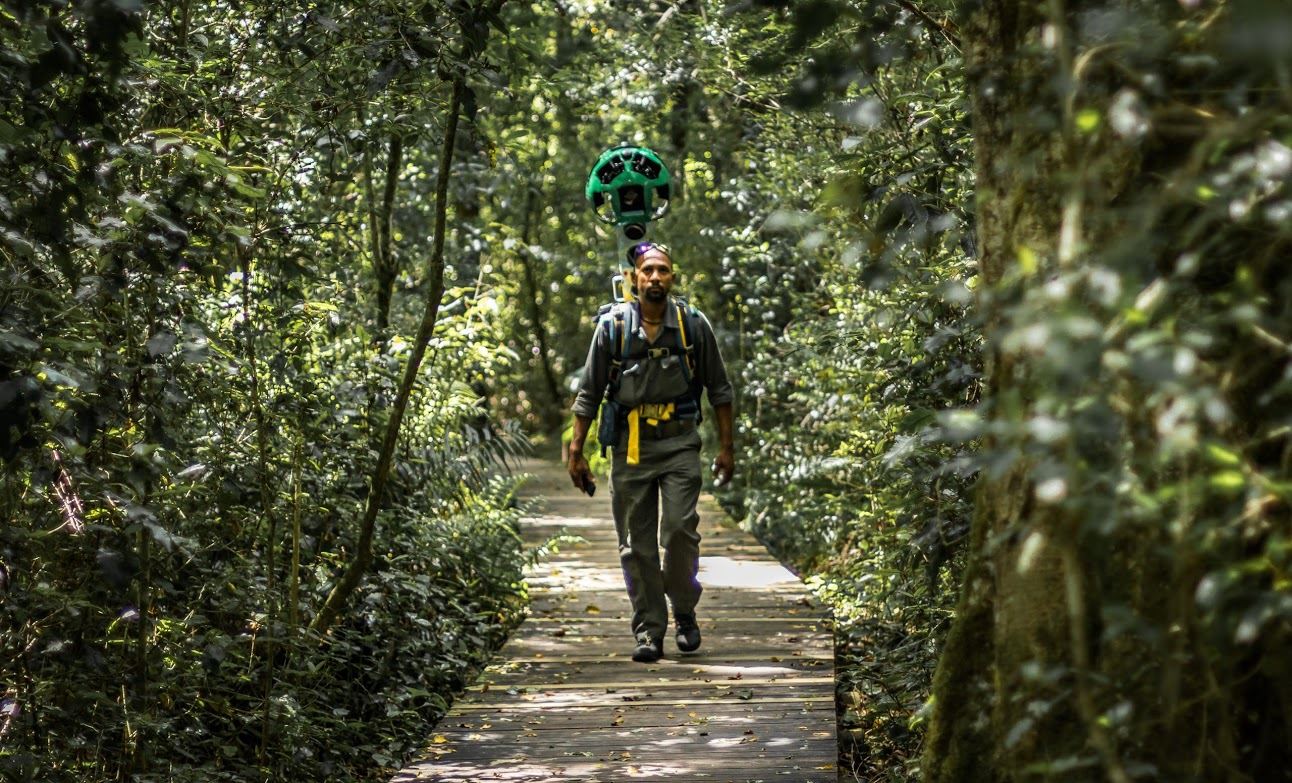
left=393, top=458, right=837, bottom=783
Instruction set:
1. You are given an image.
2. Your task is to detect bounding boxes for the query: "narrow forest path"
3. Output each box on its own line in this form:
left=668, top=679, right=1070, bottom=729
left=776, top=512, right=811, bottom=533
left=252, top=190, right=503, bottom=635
left=392, top=456, right=838, bottom=782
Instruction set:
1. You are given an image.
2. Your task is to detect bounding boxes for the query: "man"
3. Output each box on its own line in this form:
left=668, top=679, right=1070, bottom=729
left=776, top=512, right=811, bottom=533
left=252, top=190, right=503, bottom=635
left=567, top=242, right=735, bottom=663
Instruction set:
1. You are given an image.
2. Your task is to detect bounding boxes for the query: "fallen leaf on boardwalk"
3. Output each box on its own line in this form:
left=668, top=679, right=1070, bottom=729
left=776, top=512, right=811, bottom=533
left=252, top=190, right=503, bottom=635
left=817, top=764, right=836, bottom=770
left=611, top=716, right=624, bottom=726
left=736, top=689, right=754, bottom=700
left=584, top=604, right=601, bottom=613
left=769, top=657, right=782, bottom=662
left=431, top=735, right=448, bottom=744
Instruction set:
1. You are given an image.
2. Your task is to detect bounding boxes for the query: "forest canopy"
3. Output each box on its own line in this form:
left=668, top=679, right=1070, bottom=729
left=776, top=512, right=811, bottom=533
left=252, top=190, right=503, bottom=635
left=2, top=0, right=1290, bottom=781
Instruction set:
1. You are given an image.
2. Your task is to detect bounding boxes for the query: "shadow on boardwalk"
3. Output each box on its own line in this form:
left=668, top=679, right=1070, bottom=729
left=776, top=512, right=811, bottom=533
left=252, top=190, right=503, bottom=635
left=393, top=457, right=838, bottom=782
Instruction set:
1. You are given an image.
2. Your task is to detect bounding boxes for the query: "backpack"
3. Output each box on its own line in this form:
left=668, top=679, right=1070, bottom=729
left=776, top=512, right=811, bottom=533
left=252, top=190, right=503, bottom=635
left=594, top=297, right=703, bottom=458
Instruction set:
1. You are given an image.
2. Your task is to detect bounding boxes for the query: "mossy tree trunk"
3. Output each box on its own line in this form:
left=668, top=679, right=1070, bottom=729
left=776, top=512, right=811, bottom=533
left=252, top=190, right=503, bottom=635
left=923, top=2, right=1292, bottom=781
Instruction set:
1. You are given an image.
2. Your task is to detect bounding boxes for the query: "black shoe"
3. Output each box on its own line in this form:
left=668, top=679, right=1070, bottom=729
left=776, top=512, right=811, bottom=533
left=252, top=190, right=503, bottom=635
left=675, top=613, right=701, bottom=653
left=632, top=638, right=663, bottom=663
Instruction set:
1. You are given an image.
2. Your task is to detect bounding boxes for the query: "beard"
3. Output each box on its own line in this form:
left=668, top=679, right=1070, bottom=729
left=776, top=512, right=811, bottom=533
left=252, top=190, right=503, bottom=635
left=643, top=286, right=668, bottom=303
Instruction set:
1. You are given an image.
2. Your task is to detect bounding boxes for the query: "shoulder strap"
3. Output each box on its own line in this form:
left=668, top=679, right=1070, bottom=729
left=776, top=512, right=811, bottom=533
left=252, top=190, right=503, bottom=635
left=622, top=302, right=638, bottom=361
left=672, top=298, right=698, bottom=381
left=599, top=306, right=628, bottom=401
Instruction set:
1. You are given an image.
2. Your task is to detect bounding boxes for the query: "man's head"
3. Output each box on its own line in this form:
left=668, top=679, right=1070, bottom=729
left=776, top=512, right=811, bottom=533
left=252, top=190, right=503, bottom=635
left=627, top=242, right=674, bottom=304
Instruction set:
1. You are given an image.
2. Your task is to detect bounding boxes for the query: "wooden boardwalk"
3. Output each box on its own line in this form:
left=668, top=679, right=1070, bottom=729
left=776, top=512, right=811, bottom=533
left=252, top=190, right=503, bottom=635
left=393, top=457, right=837, bottom=782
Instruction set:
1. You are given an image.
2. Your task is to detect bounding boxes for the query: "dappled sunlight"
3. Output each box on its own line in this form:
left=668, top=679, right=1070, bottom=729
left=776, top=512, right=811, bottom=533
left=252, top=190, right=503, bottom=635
left=697, top=555, right=801, bottom=589
left=521, top=512, right=607, bottom=530
left=394, top=753, right=831, bottom=782
left=393, top=457, right=835, bottom=780
left=523, top=560, right=624, bottom=592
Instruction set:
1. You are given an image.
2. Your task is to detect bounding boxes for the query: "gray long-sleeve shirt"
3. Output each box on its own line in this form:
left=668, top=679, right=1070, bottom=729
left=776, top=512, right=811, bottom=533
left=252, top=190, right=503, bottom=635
left=572, top=299, right=733, bottom=420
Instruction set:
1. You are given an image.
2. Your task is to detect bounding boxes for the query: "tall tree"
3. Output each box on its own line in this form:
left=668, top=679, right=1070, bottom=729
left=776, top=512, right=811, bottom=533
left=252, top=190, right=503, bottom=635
left=924, top=2, right=1292, bottom=780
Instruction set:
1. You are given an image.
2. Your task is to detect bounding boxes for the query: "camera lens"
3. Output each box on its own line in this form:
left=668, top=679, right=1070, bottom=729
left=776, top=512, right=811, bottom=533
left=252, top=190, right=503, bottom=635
left=623, top=223, right=646, bottom=240
left=617, top=184, right=645, bottom=215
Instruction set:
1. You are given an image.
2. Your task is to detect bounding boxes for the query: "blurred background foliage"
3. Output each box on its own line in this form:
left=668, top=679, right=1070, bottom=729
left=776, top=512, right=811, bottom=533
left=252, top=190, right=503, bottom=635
left=2, top=0, right=1290, bottom=781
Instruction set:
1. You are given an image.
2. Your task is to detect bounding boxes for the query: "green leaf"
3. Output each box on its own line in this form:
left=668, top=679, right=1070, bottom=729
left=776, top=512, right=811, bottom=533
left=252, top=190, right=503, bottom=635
left=1209, top=471, right=1245, bottom=493
left=1075, top=109, right=1100, bottom=133
left=1204, top=443, right=1242, bottom=467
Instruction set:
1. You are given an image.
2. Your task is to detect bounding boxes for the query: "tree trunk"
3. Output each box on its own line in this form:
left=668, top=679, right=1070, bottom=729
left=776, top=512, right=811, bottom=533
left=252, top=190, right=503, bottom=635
left=310, top=79, right=463, bottom=636
left=923, top=2, right=1292, bottom=781
left=517, top=185, right=563, bottom=429
left=373, top=133, right=404, bottom=339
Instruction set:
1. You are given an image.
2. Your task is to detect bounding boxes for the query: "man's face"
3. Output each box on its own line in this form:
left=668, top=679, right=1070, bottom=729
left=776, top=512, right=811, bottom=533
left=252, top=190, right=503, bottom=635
left=634, top=250, right=674, bottom=303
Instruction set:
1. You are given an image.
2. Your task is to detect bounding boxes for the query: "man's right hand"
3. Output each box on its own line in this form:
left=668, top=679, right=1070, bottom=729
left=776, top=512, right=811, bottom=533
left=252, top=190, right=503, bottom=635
left=568, top=452, right=596, bottom=496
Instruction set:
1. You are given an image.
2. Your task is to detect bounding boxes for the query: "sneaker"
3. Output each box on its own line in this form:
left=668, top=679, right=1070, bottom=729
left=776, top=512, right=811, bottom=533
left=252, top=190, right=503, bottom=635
left=632, top=637, right=663, bottom=663
left=675, top=613, right=701, bottom=653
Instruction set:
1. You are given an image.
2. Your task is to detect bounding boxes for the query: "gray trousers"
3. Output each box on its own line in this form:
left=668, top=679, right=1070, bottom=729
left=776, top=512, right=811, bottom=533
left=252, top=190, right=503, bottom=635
left=611, top=428, right=704, bottom=643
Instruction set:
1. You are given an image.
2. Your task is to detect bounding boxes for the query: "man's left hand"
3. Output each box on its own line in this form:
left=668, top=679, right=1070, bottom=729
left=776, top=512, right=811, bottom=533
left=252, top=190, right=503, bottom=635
left=712, top=448, right=735, bottom=488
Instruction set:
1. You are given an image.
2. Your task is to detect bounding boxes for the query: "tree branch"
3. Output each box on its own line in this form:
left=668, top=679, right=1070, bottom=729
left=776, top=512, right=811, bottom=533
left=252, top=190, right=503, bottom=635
left=310, top=78, right=464, bottom=636
left=896, top=0, right=961, bottom=51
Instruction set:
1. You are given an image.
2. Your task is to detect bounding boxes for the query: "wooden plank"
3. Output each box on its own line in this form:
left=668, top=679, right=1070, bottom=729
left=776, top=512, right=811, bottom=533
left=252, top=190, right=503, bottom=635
left=464, top=676, right=834, bottom=694
left=441, top=705, right=832, bottom=729
left=392, top=458, right=836, bottom=782
left=394, top=767, right=836, bottom=783
left=395, top=755, right=837, bottom=782
left=454, top=702, right=837, bottom=713
left=481, top=638, right=831, bottom=656
left=518, top=616, right=828, bottom=626
left=497, top=653, right=832, bottom=665
left=439, top=711, right=835, bottom=732
left=482, top=658, right=832, bottom=678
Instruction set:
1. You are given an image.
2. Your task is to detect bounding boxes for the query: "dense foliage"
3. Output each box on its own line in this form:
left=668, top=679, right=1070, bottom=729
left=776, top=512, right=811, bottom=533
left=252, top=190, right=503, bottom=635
left=1, top=2, right=529, bottom=780
left=4, top=0, right=1290, bottom=781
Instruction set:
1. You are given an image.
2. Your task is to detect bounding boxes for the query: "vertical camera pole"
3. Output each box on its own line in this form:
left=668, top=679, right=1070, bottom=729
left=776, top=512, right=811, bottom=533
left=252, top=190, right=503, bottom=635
left=585, top=144, right=673, bottom=303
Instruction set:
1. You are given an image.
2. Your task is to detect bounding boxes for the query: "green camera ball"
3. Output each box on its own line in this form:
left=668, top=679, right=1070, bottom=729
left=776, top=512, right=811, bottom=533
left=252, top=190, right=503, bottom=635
left=585, top=144, right=672, bottom=232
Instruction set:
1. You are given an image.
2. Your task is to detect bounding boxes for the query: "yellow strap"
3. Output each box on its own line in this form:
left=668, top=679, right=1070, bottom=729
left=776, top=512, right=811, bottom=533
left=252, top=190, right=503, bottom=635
left=675, top=302, right=695, bottom=375
left=638, top=402, right=674, bottom=422
left=626, top=407, right=640, bottom=465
